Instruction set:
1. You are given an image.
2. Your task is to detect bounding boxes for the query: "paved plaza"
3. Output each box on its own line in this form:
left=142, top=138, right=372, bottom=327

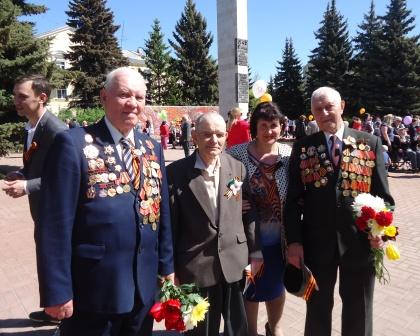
left=0, top=148, right=419, bottom=335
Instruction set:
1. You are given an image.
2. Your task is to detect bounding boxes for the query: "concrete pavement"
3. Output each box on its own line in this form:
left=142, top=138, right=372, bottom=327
left=0, top=148, right=419, bottom=335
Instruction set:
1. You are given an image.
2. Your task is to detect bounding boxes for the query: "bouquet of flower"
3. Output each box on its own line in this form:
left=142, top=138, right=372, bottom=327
left=352, top=193, right=400, bottom=284
left=150, top=280, right=209, bottom=331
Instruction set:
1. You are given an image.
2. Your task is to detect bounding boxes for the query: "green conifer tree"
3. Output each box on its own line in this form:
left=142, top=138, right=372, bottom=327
left=305, top=0, right=353, bottom=108
left=66, top=0, right=128, bottom=108
left=0, top=0, right=50, bottom=121
left=142, top=19, right=173, bottom=105
left=379, top=0, right=420, bottom=115
left=353, top=1, right=385, bottom=116
left=273, top=38, right=305, bottom=119
left=169, top=0, right=218, bottom=105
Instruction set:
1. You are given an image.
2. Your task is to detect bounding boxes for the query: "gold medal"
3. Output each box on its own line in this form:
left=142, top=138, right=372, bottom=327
left=343, top=190, right=350, bottom=197
left=358, top=144, right=365, bottom=151
left=116, top=186, right=124, bottom=194
left=123, top=184, right=131, bottom=193
left=86, top=187, right=96, bottom=199
left=314, top=181, right=321, bottom=188
left=151, top=222, right=157, bottom=231
left=107, top=188, right=116, bottom=197
left=351, top=190, right=358, bottom=198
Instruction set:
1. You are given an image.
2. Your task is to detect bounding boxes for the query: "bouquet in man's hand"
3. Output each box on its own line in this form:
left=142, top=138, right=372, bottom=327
left=352, top=193, right=400, bottom=284
left=150, top=279, right=209, bottom=331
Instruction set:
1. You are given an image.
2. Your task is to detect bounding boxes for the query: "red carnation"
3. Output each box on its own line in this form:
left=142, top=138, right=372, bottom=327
left=356, top=216, right=368, bottom=231
left=375, top=210, right=393, bottom=227
left=361, top=206, right=376, bottom=220
left=150, top=302, right=164, bottom=322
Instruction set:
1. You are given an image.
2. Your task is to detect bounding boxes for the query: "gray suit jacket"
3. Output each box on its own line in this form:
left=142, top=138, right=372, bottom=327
left=21, top=111, right=67, bottom=221
left=167, top=151, right=259, bottom=288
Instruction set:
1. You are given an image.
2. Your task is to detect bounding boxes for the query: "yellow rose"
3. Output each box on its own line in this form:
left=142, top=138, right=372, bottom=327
left=385, top=244, right=400, bottom=261
left=384, top=225, right=397, bottom=237
left=189, top=299, right=210, bottom=326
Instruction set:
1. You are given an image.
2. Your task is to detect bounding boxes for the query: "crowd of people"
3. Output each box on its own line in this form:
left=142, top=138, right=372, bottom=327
left=2, top=67, right=398, bottom=336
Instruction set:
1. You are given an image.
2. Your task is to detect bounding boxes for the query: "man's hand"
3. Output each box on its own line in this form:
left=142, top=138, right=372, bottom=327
left=45, top=300, right=73, bottom=320
left=287, top=243, right=304, bottom=269
left=250, top=258, right=264, bottom=277
left=368, top=235, right=384, bottom=249
left=161, top=272, right=175, bottom=283
left=2, top=180, right=26, bottom=198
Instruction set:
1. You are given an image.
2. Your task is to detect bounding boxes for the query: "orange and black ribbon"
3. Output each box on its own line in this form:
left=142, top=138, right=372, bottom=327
left=23, top=142, right=38, bottom=162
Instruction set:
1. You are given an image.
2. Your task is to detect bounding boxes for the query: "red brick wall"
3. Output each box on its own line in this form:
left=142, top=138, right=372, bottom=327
left=143, top=106, right=219, bottom=135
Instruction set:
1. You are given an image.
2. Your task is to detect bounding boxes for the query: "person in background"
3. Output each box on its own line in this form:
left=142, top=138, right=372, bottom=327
left=351, top=117, right=362, bottom=131
left=382, top=145, right=391, bottom=171
left=34, top=67, right=174, bottom=335
left=69, top=118, right=80, bottom=128
left=228, top=101, right=290, bottom=336
left=82, top=120, right=88, bottom=127
left=306, top=118, right=319, bottom=136
left=2, top=74, right=67, bottom=324
left=226, top=107, right=251, bottom=148
left=294, top=115, right=307, bottom=140
left=143, top=119, right=152, bottom=136
left=167, top=112, right=259, bottom=336
left=180, top=114, right=192, bottom=157
left=159, top=120, right=169, bottom=150
left=285, top=86, right=394, bottom=336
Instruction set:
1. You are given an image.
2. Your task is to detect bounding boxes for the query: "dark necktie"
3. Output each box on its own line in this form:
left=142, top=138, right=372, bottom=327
left=330, top=135, right=340, bottom=167
left=120, top=138, right=135, bottom=180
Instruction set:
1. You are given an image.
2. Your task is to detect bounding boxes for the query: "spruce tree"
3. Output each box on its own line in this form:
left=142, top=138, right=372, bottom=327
left=379, top=0, right=420, bottom=115
left=169, top=0, right=218, bottom=105
left=142, top=19, right=173, bottom=105
left=273, top=38, right=305, bottom=119
left=66, top=0, right=127, bottom=108
left=353, top=1, right=385, bottom=115
left=0, top=0, right=50, bottom=122
left=305, top=0, right=353, bottom=107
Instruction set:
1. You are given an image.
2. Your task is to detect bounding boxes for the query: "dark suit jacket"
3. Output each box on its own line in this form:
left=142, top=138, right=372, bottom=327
left=35, top=118, right=173, bottom=314
left=166, top=151, right=259, bottom=288
left=20, top=111, right=67, bottom=221
left=285, top=127, right=394, bottom=268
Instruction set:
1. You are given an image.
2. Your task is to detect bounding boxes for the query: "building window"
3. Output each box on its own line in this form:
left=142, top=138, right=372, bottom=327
left=56, top=89, right=67, bottom=99
left=56, top=60, right=65, bottom=69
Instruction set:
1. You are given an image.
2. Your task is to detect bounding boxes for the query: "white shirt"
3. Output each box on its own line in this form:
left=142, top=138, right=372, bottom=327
left=195, top=153, right=221, bottom=222
left=104, top=116, right=135, bottom=160
left=25, top=109, right=47, bottom=150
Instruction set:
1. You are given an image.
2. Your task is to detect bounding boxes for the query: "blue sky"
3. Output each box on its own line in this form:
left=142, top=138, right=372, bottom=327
left=26, top=0, right=420, bottom=82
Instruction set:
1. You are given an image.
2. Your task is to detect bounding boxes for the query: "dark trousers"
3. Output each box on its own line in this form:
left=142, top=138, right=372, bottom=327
left=182, top=140, right=190, bottom=157
left=60, top=299, right=153, bottom=336
left=185, top=280, right=247, bottom=336
left=305, top=259, right=375, bottom=336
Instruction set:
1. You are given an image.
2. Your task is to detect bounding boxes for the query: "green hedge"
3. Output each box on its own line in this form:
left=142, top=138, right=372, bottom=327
left=58, top=107, right=105, bottom=125
left=0, top=122, right=25, bottom=157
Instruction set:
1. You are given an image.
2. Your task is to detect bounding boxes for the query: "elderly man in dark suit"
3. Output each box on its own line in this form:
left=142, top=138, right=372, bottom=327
left=166, top=112, right=260, bottom=336
left=34, top=67, right=174, bottom=335
left=2, top=74, right=67, bottom=324
left=285, top=87, right=394, bottom=336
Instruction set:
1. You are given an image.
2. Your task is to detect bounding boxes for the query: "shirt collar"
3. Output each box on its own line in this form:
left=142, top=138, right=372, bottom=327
left=195, top=152, right=220, bottom=177
left=25, top=109, right=47, bottom=132
left=104, top=116, right=134, bottom=145
left=324, top=123, right=345, bottom=143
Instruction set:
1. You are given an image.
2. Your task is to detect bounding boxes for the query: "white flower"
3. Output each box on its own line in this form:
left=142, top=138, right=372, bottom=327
left=83, top=145, right=99, bottom=159
left=353, top=192, right=386, bottom=215
left=229, top=179, right=243, bottom=195
left=182, top=305, right=195, bottom=331
left=368, top=219, right=385, bottom=237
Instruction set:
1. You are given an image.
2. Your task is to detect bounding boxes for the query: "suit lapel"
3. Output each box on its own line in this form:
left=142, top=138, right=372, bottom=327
left=188, top=152, right=216, bottom=226
left=31, top=111, right=49, bottom=145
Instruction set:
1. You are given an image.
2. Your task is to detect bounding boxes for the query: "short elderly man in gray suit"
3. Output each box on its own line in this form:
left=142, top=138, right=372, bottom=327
left=166, top=112, right=260, bottom=336
left=2, top=74, right=67, bottom=324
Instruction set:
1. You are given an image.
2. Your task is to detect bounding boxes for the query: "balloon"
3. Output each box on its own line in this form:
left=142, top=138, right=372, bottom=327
left=359, top=108, right=366, bottom=115
left=158, top=110, right=167, bottom=121
left=403, top=116, right=412, bottom=125
left=258, top=93, right=272, bottom=104
left=252, top=80, right=267, bottom=99
left=308, top=115, right=314, bottom=121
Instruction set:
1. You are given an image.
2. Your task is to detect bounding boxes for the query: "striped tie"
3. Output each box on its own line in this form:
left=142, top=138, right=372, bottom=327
left=120, top=138, right=135, bottom=180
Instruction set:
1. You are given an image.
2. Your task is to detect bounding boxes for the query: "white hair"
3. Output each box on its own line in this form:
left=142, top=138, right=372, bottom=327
left=195, top=112, right=225, bottom=132
left=104, top=67, right=145, bottom=89
left=311, top=87, right=342, bottom=105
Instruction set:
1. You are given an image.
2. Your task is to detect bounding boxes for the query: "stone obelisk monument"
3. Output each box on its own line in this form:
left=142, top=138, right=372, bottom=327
left=216, top=0, right=248, bottom=119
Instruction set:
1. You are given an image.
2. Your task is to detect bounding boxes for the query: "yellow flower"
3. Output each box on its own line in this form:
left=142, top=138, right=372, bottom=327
left=189, top=299, right=210, bottom=326
left=384, top=225, right=397, bottom=237
left=385, top=244, right=400, bottom=261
